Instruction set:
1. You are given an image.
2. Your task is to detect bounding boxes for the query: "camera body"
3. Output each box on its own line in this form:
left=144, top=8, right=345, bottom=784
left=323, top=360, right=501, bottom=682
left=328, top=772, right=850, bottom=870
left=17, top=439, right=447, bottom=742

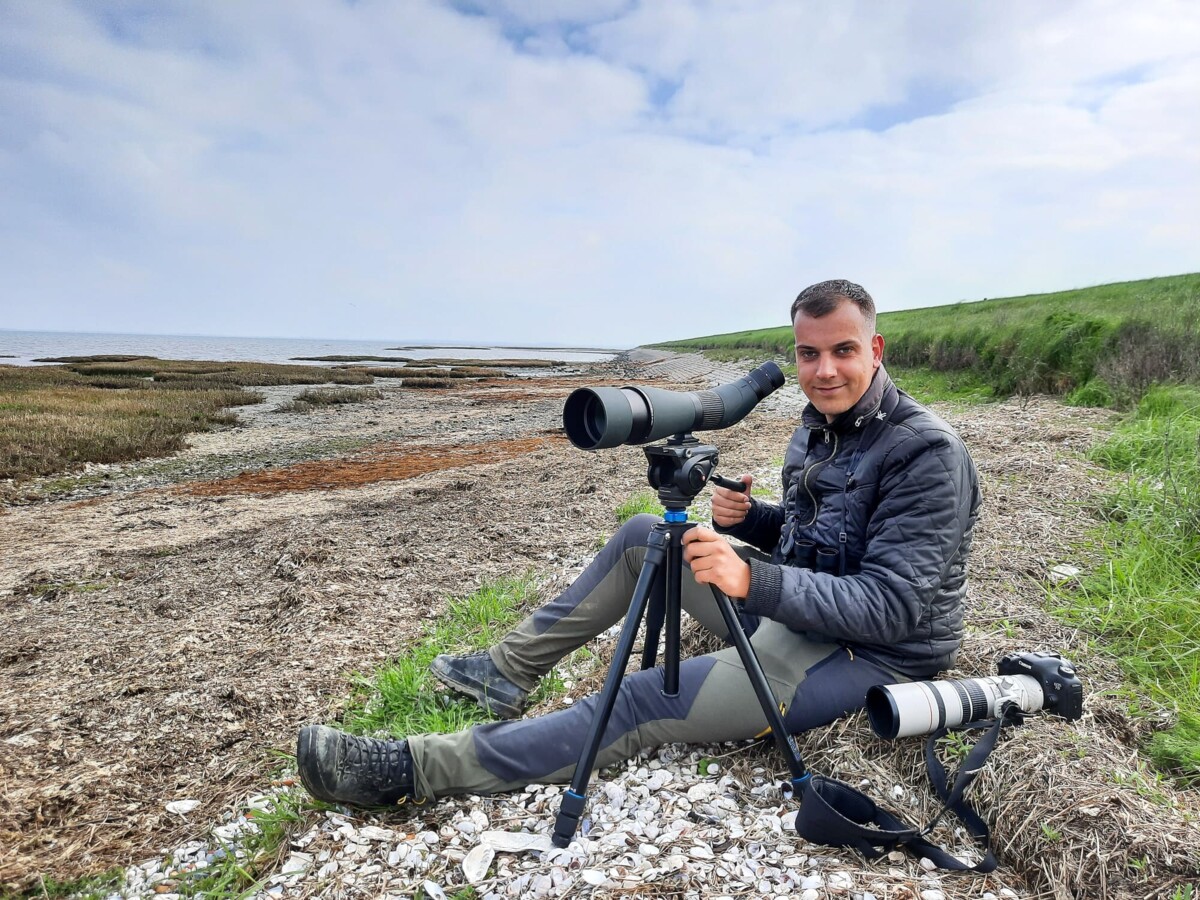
left=865, top=651, right=1083, bottom=740
left=997, top=651, right=1083, bottom=721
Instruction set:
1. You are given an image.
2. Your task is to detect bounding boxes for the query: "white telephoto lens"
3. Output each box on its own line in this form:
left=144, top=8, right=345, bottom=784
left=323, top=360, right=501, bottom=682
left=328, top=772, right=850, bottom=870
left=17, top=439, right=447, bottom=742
left=867, top=674, right=1045, bottom=739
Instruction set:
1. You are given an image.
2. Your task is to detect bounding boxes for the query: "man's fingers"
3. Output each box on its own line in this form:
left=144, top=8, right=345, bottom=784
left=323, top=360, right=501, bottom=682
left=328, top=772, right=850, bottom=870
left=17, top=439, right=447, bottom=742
left=682, top=526, right=719, bottom=544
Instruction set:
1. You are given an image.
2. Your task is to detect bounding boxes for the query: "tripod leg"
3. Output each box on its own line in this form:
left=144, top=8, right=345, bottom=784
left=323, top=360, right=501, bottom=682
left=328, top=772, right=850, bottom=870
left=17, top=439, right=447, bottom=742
left=552, top=528, right=668, bottom=848
left=709, top=586, right=808, bottom=785
left=641, top=521, right=686, bottom=695
left=661, top=526, right=683, bottom=696
left=639, top=562, right=665, bottom=671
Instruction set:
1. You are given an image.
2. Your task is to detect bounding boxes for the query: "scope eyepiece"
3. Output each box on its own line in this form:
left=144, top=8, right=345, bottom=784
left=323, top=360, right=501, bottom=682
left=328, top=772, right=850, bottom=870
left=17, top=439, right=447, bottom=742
left=563, top=362, right=786, bottom=450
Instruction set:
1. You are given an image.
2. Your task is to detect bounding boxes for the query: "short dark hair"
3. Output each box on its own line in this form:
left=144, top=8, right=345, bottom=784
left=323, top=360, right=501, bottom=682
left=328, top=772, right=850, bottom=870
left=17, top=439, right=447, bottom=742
left=790, top=279, right=876, bottom=330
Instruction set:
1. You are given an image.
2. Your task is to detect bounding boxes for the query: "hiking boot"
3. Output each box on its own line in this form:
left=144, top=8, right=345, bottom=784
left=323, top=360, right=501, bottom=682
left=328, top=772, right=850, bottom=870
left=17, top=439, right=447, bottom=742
left=296, top=724, right=420, bottom=807
left=430, top=651, right=528, bottom=719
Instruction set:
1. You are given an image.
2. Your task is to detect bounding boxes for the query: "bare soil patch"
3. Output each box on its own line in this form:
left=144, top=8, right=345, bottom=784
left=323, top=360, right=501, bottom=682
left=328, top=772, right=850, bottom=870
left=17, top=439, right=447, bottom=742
left=179, top=437, right=560, bottom=497
left=1, top=356, right=1196, bottom=897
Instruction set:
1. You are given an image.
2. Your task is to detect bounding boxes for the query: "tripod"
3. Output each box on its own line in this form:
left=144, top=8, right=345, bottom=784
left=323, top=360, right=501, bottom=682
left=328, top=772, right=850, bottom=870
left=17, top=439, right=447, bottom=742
left=551, top=432, right=809, bottom=848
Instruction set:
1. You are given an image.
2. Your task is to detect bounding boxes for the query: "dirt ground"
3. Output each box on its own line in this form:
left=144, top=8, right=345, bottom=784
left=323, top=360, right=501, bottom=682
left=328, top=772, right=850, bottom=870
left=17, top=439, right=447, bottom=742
left=1, top=355, right=1195, bottom=896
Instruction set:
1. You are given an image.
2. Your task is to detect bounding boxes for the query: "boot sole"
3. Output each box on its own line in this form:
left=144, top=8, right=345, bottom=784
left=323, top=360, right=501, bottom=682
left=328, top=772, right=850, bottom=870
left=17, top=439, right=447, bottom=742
left=429, top=656, right=526, bottom=719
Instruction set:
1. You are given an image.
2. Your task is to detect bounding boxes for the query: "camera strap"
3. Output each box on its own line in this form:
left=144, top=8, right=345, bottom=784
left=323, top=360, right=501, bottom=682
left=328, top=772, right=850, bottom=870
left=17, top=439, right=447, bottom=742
left=794, top=706, right=1022, bottom=872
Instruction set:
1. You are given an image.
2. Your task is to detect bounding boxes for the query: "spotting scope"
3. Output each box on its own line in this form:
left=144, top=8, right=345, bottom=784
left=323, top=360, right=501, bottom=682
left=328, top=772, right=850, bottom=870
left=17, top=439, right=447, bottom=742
left=562, top=362, right=786, bottom=450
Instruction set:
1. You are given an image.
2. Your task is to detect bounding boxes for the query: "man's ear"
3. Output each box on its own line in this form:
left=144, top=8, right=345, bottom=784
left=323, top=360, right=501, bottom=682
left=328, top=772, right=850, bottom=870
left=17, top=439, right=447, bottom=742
left=872, top=333, right=884, bottom=369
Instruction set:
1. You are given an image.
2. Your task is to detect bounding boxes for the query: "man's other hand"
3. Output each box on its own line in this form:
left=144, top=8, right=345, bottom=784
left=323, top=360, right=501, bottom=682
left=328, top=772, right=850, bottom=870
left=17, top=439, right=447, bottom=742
left=711, top=473, right=753, bottom=528
left=682, top=527, right=751, bottom=599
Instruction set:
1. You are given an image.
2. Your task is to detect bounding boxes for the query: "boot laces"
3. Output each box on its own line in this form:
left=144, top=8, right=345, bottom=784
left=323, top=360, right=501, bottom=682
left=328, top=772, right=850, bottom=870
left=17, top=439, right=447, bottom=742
left=342, top=734, right=409, bottom=787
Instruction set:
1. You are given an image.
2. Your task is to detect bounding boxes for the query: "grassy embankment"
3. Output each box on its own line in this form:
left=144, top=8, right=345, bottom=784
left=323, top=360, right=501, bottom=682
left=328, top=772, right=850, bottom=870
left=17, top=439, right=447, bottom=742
left=655, top=273, right=1200, bottom=781
left=0, top=356, right=511, bottom=483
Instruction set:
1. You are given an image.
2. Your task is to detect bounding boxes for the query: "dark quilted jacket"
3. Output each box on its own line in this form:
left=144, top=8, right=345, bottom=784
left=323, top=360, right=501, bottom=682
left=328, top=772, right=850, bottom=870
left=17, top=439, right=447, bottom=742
left=717, top=367, right=981, bottom=678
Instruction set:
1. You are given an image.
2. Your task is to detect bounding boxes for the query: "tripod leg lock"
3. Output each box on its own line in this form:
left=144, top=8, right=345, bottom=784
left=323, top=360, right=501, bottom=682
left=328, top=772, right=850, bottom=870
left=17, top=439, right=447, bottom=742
left=551, top=789, right=588, bottom=848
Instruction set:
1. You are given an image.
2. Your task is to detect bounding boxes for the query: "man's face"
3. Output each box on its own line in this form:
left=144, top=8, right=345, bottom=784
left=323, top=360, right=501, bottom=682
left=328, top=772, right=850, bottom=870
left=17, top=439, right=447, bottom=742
left=793, top=299, right=885, bottom=421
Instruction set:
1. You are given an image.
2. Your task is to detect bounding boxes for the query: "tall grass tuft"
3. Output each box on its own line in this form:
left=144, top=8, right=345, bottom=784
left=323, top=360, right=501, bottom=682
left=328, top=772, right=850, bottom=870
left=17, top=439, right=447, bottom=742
left=277, top=387, right=384, bottom=413
left=1052, top=385, right=1200, bottom=779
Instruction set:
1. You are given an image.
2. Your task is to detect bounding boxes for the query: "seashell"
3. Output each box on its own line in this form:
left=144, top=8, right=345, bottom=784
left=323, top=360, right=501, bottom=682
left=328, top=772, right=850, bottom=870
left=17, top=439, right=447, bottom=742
left=462, top=844, right=495, bottom=884
left=280, top=853, right=312, bottom=875
left=480, top=830, right=555, bottom=854
left=422, top=881, right=447, bottom=900
left=581, top=869, right=607, bottom=886
left=356, top=825, right=393, bottom=842
left=165, top=800, right=201, bottom=815
left=688, top=843, right=714, bottom=859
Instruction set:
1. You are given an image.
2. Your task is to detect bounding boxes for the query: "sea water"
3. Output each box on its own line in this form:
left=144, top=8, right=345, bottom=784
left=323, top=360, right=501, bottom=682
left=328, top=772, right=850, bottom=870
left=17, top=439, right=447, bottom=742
left=0, top=330, right=618, bottom=367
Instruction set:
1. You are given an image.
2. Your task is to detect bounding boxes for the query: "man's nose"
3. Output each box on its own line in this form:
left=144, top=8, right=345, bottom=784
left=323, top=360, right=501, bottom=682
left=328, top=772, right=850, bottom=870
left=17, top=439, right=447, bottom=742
left=816, top=353, right=837, bottom=378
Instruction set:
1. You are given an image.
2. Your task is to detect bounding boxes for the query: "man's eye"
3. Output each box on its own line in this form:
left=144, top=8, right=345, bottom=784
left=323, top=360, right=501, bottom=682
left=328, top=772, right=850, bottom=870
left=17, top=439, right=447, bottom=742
left=797, top=350, right=817, bottom=360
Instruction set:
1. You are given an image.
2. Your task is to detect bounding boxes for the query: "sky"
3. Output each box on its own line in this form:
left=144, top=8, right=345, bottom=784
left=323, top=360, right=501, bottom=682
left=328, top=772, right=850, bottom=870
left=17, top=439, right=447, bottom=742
left=1, top=1, right=1198, bottom=348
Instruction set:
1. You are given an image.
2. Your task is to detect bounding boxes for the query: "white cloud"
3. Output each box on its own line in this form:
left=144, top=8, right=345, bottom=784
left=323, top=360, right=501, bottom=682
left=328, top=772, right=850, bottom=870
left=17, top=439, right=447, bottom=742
left=0, top=0, right=1196, bottom=347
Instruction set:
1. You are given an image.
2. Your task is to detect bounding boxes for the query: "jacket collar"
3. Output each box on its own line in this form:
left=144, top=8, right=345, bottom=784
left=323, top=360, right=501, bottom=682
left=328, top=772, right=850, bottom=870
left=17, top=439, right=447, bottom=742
left=801, top=366, right=896, bottom=434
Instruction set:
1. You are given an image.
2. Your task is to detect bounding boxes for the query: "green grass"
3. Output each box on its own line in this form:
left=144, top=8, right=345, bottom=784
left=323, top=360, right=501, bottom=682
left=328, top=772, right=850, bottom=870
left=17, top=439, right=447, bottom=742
left=1051, top=385, right=1200, bottom=779
left=18, top=868, right=126, bottom=899
left=167, top=790, right=311, bottom=898
left=652, top=273, right=1200, bottom=405
left=887, top=367, right=997, bottom=405
left=342, top=574, right=552, bottom=737
left=615, top=492, right=666, bottom=524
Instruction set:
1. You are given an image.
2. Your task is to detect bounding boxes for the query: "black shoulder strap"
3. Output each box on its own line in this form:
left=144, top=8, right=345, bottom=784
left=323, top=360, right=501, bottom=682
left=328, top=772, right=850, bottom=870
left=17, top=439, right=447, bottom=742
left=794, top=708, right=1020, bottom=872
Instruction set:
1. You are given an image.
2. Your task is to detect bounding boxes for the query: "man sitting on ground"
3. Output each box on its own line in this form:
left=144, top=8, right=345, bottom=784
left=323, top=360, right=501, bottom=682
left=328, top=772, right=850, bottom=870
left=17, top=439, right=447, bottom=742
left=296, top=279, right=982, bottom=807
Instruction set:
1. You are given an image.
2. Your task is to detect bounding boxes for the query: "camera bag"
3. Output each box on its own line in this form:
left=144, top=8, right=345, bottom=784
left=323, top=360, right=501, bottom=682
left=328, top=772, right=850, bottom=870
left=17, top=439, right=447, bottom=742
left=793, top=706, right=1022, bottom=872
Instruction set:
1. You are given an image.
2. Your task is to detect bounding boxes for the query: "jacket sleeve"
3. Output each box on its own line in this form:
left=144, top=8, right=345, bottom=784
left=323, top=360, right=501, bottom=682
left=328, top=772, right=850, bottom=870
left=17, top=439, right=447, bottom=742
left=741, top=427, right=977, bottom=645
left=714, top=496, right=783, bottom=556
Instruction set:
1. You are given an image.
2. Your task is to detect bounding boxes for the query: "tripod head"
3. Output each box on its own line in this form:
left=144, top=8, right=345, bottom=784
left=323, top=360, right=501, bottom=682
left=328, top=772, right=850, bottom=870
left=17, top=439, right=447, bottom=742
left=644, top=433, right=722, bottom=512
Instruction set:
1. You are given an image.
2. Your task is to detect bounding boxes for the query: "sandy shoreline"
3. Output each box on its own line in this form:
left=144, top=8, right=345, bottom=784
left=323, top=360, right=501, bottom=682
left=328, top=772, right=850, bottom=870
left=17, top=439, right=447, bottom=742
left=2, top=352, right=1197, bottom=897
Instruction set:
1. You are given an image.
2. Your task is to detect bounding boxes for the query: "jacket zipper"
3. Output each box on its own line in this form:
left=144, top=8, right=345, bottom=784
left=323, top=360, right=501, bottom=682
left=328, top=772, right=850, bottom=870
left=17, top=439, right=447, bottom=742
left=802, top=429, right=838, bottom=527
